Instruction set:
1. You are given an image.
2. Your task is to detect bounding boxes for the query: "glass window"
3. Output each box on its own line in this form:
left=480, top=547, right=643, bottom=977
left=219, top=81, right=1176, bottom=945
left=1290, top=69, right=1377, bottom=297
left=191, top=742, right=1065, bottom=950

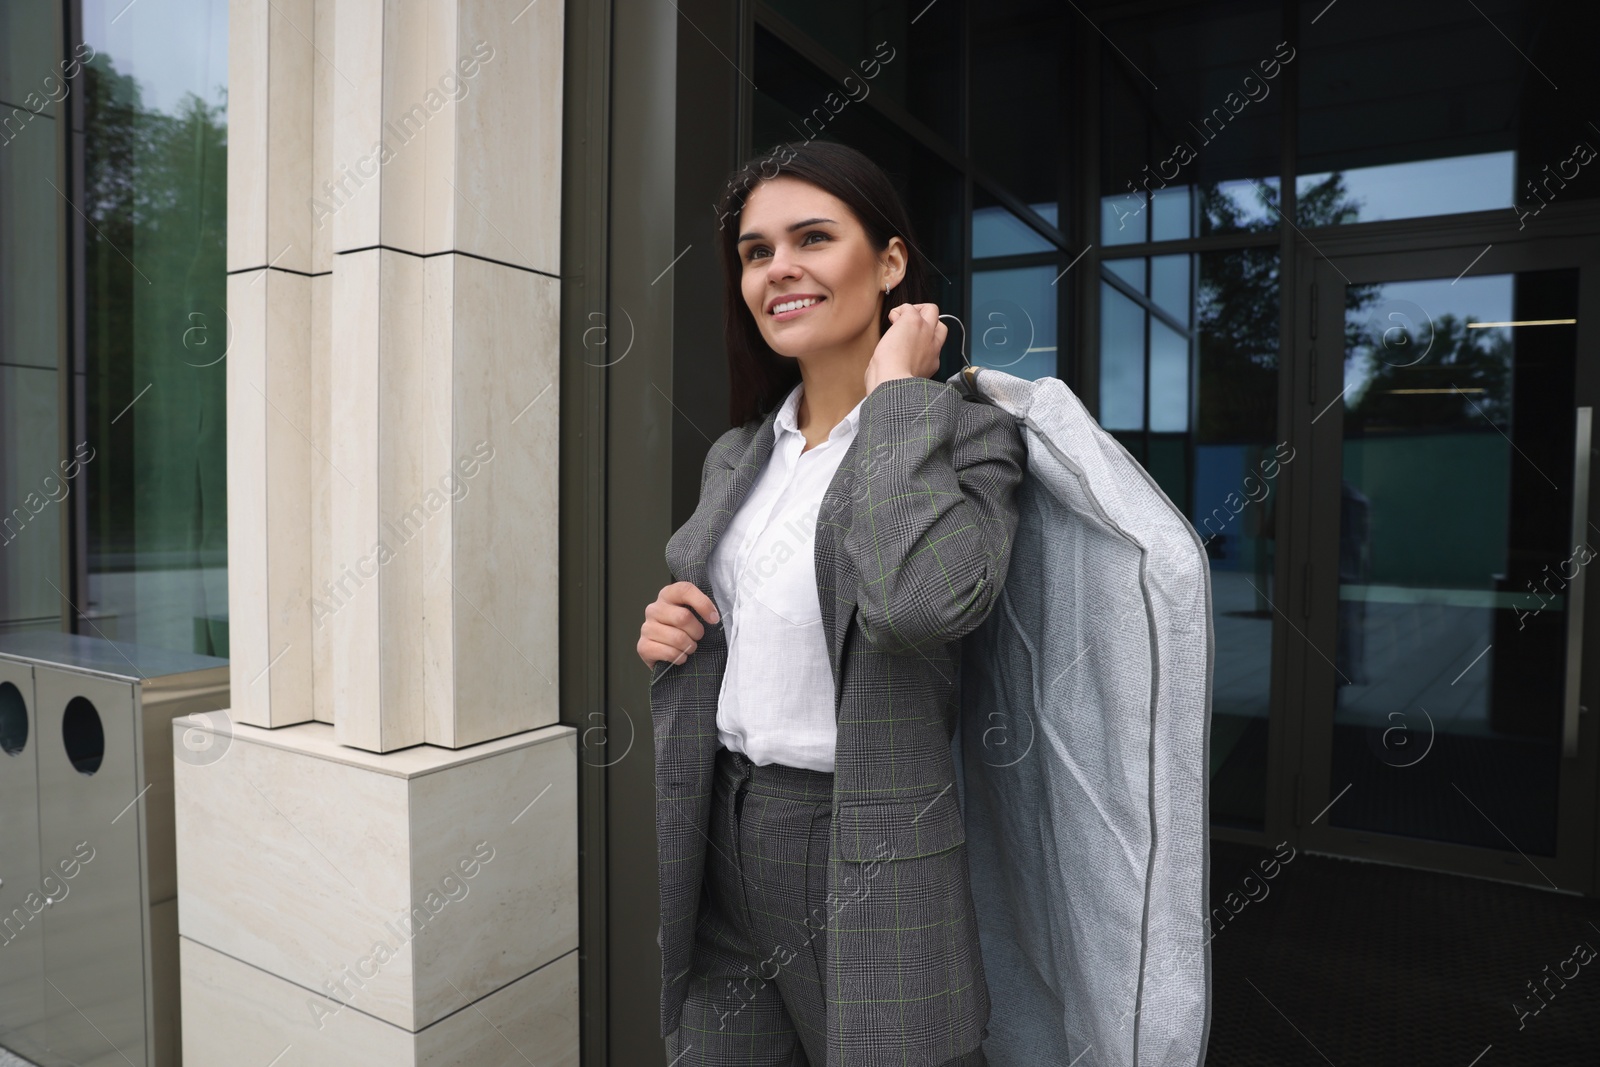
left=1100, top=253, right=1198, bottom=433
left=1328, top=269, right=1578, bottom=854
left=1102, top=192, right=1147, bottom=246
left=1102, top=256, right=1144, bottom=292
left=971, top=2, right=1071, bottom=215
left=1099, top=280, right=1145, bottom=430
left=972, top=202, right=1057, bottom=258
left=1149, top=185, right=1193, bottom=243
left=1103, top=245, right=1282, bottom=830
left=759, top=0, right=963, bottom=147
left=1149, top=317, right=1190, bottom=433
left=1196, top=247, right=1280, bottom=444
left=1150, top=253, right=1191, bottom=328
left=1296, top=0, right=1600, bottom=227
left=1098, top=0, right=1286, bottom=244
left=970, top=266, right=1057, bottom=381
left=1206, top=177, right=1281, bottom=234
left=81, top=0, right=229, bottom=654
left=1193, top=247, right=1280, bottom=829
left=1297, top=154, right=1516, bottom=226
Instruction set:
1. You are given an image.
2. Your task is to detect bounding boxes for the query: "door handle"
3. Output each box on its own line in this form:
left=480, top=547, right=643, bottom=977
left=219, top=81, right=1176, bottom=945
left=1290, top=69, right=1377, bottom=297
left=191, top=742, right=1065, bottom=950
left=1562, top=405, right=1592, bottom=758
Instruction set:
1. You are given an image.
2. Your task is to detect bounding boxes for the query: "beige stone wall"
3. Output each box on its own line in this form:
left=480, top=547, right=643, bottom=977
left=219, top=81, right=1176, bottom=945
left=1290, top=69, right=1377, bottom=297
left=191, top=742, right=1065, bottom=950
left=226, top=0, right=562, bottom=753
left=187, top=3, right=577, bottom=1063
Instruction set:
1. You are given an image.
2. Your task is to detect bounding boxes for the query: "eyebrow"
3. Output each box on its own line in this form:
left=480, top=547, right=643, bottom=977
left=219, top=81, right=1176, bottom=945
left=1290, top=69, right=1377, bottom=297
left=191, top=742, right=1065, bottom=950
left=736, top=217, right=838, bottom=243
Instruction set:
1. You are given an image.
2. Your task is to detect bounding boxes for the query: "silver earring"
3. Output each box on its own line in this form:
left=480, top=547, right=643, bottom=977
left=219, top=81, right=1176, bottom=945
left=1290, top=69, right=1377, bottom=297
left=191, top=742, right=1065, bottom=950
left=884, top=283, right=891, bottom=295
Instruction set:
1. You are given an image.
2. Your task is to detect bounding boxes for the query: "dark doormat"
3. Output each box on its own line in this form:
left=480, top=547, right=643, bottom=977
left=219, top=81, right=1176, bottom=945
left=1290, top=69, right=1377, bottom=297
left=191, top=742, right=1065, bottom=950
left=1204, top=840, right=1600, bottom=1066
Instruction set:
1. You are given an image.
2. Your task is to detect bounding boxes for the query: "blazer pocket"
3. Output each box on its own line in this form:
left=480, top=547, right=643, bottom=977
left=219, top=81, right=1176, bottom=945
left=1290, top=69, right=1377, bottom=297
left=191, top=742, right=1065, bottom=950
left=834, top=788, right=967, bottom=862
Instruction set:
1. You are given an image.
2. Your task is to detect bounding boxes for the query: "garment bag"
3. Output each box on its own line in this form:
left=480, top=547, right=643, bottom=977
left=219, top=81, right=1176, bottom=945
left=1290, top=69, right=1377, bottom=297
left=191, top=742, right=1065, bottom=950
left=950, top=366, right=1214, bottom=1067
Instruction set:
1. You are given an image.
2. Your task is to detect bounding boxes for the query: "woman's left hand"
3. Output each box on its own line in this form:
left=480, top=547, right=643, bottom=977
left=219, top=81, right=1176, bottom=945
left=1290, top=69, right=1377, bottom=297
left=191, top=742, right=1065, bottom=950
left=865, top=302, right=946, bottom=393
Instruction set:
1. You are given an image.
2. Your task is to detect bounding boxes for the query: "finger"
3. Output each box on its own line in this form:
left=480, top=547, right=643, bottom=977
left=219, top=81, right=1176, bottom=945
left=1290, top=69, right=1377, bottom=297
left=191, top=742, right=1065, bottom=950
left=917, top=303, right=940, bottom=328
left=639, top=636, right=689, bottom=668
left=642, top=624, right=697, bottom=661
left=934, top=322, right=948, bottom=351
left=648, top=598, right=706, bottom=640
left=668, top=581, right=721, bottom=624
left=646, top=627, right=697, bottom=659
left=644, top=640, right=692, bottom=667
left=691, top=587, right=722, bottom=625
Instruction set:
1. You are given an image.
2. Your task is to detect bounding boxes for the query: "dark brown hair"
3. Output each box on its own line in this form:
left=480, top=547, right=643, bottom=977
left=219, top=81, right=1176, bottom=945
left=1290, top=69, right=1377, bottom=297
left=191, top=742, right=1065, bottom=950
left=715, top=140, right=931, bottom=428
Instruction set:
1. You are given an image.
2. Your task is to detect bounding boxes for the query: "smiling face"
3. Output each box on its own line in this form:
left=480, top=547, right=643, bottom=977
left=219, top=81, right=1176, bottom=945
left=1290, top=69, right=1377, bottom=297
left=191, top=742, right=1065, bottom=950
left=735, top=176, right=906, bottom=362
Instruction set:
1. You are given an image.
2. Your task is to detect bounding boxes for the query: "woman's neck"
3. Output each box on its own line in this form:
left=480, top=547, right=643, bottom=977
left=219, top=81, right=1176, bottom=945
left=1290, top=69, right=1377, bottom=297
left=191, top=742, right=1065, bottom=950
left=794, top=339, right=874, bottom=447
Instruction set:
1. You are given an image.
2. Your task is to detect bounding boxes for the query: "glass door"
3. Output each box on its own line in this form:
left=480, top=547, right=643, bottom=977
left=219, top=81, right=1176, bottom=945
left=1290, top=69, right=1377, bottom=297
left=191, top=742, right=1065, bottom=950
left=1298, top=243, right=1598, bottom=891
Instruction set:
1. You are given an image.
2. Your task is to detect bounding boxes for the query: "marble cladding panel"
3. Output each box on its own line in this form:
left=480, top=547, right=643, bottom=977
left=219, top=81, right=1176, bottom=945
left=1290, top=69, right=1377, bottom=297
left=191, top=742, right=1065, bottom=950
left=311, top=0, right=338, bottom=272
left=330, top=0, right=388, bottom=252
left=181, top=934, right=416, bottom=1064
left=417, top=949, right=578, bottom=1067
left=406, top=729, right=577, bottom=1024
left=310, top=271, right=334, bottom=724
left=227, top=0, right=269, bottom=272
left=225, top=271, right=266, bottom=723
left=174, top=724, right=418, bottom=1024
left=421, top=255, right=559, bottom=748
left=226, top=0, right=315, bottom=274
left=264, top=270, right=317, bottom=726
left=330, top=0, right=440, bottom=254
left=330, top=248, right=427, bottom=751
left=180, top=938, right=578, bottom=1067
left=173, top=720, right=576, bottom=1032
left=226, top=270, right=320, bottom=728
left=441, top=0, right=563, bottom=273
left=267, top=0, right=315, bottom=274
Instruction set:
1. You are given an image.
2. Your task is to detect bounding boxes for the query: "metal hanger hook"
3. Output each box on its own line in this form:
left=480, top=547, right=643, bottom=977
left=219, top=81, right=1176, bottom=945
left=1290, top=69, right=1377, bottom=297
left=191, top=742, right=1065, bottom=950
left=938, top=312, right=972, bottom=369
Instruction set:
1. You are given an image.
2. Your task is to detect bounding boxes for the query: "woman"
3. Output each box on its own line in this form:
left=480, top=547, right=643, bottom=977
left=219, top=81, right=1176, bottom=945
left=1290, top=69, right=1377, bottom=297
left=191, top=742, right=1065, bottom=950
left=637, top=140, right=1026, bottom=1067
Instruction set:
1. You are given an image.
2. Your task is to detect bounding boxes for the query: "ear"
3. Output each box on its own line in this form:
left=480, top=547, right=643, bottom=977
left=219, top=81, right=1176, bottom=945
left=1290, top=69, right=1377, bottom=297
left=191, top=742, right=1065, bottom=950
left=880, top=236, right=908, bottom=291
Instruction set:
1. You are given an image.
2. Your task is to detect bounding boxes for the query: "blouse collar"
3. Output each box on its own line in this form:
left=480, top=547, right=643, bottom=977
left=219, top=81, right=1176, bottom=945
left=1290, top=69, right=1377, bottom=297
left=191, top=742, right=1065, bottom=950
left=773, top=381, right=865, bottom=445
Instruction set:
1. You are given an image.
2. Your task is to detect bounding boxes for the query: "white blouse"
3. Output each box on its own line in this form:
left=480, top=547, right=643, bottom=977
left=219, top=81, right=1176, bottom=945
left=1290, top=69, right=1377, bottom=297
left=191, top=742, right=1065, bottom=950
left=707, top=381, right=864, bottom=772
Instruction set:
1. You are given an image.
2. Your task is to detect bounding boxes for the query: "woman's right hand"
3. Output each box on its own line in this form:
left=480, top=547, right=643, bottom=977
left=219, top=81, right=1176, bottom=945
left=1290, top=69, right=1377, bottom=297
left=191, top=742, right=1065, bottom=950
left=637, top=581, right=721, bottom=669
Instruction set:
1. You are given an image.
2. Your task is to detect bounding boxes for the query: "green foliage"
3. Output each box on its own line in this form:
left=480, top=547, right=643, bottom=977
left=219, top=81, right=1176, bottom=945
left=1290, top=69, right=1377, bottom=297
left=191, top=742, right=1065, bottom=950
left=81, top=53, right=228, bottom=572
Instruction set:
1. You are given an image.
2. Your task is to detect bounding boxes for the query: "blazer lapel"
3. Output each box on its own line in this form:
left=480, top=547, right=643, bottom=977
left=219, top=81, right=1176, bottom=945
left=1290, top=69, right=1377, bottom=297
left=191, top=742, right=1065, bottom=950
left=665, top=398, right=865, bottom=700
left=669, top=408, right=780, bottom=627
left=818, top=427, right=865, bottom=694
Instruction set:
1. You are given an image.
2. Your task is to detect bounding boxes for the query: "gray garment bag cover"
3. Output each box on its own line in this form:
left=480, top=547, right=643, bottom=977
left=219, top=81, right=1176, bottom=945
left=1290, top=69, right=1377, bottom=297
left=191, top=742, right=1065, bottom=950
left=950, top=366, right=1214, bottom=1066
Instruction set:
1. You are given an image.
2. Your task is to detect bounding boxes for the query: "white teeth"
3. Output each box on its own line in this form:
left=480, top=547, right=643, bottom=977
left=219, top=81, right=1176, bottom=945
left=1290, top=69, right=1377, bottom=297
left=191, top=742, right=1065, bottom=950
left=771, top=297, right=819, bottom=314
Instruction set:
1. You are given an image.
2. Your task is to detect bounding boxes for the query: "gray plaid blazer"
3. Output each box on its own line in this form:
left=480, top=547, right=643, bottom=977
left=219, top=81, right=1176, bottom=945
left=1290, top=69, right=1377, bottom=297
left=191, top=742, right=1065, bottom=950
left=650, top=374, right=1027, bottom=1066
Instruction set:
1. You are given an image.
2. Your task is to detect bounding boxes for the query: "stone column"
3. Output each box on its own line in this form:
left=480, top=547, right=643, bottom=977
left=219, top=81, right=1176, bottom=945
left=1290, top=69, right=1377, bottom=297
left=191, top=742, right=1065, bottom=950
left=227, top=0, right=562, bottom=750
left=325, top=0, right=562, bottom=753
left=194, top=1, right=576, bottom=1062
left=226, top=0, right=317, bottom=728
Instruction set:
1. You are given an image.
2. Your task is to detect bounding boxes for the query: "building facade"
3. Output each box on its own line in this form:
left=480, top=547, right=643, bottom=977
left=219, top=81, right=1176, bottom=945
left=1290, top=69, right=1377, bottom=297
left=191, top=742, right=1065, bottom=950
left=2, top=0, right=1600, bottom=1064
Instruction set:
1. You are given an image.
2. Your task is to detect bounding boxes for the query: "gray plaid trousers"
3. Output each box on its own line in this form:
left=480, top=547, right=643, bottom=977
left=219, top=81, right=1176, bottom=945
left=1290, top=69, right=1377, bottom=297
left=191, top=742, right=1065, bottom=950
left=664, top=747, right=836, bottom=1065
left=665, top=748, right=991, bottom=1067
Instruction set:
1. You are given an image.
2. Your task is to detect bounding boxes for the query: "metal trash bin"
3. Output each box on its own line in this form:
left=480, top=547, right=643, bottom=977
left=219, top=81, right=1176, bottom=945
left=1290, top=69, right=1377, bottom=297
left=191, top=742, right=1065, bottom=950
left=0, top=657, right=45, bottom=1061
left=0, top=633, right=228, bottom=1067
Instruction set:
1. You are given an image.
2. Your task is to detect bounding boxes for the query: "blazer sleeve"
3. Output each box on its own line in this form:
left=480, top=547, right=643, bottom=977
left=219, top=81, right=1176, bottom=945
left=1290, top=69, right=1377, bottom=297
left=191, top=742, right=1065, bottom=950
left=840, top=375, right=1026, bottom=656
